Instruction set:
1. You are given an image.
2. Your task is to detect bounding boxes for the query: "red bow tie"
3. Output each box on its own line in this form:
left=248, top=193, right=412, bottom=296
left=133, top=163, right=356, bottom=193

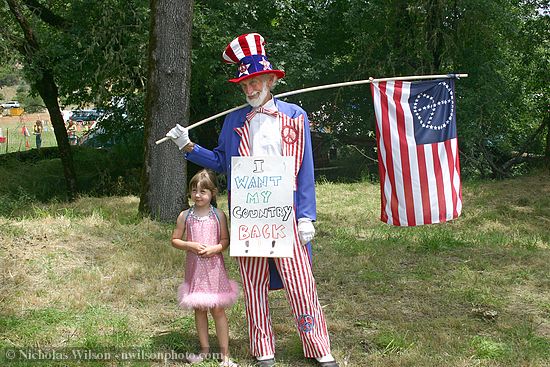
left=246, top=107, right=278, bottom=122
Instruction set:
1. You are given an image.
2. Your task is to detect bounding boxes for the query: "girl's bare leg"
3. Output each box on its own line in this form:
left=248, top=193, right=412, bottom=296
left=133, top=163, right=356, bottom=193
left=195, top=309, right=210, bottom=354
left=210, top=307, right=229, bottom=359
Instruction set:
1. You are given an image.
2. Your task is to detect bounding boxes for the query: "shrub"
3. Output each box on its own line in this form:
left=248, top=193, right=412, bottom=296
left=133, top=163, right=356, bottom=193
left=0, top=145, right=142, bottom=205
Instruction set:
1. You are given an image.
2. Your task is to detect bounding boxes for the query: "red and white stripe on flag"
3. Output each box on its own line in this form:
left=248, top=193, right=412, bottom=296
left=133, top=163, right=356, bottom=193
left=371, top=80, right=462, bottom=226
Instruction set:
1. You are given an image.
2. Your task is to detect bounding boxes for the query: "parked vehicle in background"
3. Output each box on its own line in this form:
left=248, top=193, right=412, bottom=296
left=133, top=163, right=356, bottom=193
left=69, top=109, right=103, bottom=124
left=79, top=126, right=114, bottom=148
left=79, top=125, right=143, bottom=150
left=78, top=100, right=130, bottom=148
left=0, top=101, right=21, bottom=109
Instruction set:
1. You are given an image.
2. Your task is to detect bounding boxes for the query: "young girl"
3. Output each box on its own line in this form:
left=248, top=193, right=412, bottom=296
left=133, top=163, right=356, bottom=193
left=171, top=169, right=239, bottom=367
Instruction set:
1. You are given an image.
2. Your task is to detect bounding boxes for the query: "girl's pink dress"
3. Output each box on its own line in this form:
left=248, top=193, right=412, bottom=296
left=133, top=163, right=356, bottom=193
left=177, top=206, right=239, bottom=310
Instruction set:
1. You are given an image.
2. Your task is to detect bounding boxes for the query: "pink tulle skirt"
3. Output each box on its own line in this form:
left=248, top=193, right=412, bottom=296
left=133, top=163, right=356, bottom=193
left=177, top=251, right=239, bottom=310
left=177, top=280, right=239, bottom=310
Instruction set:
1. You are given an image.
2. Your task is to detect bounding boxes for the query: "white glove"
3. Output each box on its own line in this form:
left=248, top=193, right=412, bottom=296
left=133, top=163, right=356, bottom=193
left=297, top=218, right=315, bottom=245
left=166, top=124, right=190, bottom=150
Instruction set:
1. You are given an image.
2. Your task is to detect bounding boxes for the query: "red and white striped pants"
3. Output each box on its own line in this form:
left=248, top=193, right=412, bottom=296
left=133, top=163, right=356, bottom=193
left=237, top=240, right=331, bottom=358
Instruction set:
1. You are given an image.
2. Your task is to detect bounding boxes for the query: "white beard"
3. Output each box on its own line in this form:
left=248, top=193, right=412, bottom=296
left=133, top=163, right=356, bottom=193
left=246, top=84, right=270, bottom=108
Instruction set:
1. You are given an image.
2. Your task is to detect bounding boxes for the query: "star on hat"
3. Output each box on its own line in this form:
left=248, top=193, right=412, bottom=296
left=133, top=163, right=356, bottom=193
left=238, top=63, right=251, bottom=77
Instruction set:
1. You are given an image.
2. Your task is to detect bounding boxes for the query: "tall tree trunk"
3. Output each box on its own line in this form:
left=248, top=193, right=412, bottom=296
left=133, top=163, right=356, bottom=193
left=6, top=0, right=78, bottom=200
left=139, top=0, right=194, bottom=221
left=34, top=70, right=78, bottom=200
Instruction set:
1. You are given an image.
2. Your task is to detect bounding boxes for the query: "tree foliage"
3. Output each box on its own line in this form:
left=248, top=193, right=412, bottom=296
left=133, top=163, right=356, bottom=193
left=188, top=0, right=549, bottom=177
left=1, top=0, right=547, bottom=181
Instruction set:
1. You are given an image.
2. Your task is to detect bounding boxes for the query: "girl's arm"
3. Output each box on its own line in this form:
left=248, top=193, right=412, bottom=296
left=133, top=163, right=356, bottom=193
left=199, top=208, right=229, bottom=257
left=171, top=210, right=206, bottom=254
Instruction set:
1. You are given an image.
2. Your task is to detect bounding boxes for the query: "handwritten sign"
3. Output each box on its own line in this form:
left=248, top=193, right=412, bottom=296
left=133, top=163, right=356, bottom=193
left=230, top=156, right=295, bottom=258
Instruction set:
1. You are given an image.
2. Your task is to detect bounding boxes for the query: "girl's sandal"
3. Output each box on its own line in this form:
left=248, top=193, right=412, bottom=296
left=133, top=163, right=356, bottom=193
left=186, top=353, right=205, bottom=364
left=219, top=359, right=239, bottom=367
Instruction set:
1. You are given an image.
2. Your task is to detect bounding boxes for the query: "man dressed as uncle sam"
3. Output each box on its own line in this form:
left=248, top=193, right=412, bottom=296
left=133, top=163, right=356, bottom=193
left=166, top=33, right=339, bottom=367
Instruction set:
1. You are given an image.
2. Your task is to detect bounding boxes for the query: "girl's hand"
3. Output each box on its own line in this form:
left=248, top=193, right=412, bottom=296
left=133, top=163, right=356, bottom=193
left=190, top=242, right=207, bottom=255
left=198, top=244, right=222, bottom=257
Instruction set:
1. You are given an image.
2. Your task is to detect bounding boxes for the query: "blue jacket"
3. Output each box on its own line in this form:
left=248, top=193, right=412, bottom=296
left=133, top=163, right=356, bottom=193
left=185, top=98, right=316, bottom=289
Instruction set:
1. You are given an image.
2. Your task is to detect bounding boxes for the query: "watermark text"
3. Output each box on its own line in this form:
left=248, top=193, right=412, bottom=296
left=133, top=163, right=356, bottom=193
left=2, top=348, right=222, bottom=362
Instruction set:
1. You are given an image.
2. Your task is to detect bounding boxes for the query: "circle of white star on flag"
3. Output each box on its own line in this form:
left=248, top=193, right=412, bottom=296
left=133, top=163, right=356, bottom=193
left=412, top=81, right=454, bottom=131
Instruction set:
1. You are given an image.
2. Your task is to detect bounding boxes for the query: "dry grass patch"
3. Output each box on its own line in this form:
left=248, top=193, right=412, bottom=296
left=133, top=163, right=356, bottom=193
left=1, top=172, right=549, bottom=366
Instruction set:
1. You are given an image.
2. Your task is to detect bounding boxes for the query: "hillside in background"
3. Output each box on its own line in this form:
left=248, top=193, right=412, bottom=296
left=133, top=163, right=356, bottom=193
left=0, top=86, right=17, bottom=102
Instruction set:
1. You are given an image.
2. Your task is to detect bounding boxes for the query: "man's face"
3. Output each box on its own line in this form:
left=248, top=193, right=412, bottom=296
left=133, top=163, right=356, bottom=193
left=240, top=75, right=273, bottom=107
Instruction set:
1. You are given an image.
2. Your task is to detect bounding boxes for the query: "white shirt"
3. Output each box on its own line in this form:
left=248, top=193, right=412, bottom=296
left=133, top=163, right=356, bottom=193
left=249, top=98, right=282, bottom=156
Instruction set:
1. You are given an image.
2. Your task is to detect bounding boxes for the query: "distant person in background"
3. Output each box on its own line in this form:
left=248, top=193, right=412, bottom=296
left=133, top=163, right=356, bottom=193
left=33, top=120, right=43, bottom=149
left=21, top=124, right=30, bottom=137
left=67, top=120, right=77, bottom=145
left=21, top=124, right=31, bottom=150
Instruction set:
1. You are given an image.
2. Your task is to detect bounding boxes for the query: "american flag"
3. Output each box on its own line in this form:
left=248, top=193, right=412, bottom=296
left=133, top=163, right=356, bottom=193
left=370, top=78, right=462, bottom=226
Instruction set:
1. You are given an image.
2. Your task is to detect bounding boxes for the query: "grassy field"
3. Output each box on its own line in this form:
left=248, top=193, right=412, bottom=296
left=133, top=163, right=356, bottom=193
left=0, top=114, right=59, bottom=154
left=0, top=172, right=549, bottom=366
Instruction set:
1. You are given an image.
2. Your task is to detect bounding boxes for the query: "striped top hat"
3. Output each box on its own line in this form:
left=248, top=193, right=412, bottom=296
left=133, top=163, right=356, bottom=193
left=222, top=33, right=285, bottom=83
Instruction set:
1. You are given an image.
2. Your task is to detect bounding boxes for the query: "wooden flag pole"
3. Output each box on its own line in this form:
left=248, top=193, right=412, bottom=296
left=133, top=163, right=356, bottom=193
left=155, top=73, right=468, bottom=145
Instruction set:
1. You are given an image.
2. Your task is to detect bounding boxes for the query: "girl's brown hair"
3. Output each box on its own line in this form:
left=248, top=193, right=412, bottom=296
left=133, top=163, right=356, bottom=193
left=188, top=169, right=219, bottom=207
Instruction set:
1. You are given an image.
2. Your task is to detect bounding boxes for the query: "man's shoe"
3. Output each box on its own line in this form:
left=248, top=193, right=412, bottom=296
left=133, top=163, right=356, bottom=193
left=256, top=357, right=276, bottom=367
left=317, top=360, right=339, bottom=367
